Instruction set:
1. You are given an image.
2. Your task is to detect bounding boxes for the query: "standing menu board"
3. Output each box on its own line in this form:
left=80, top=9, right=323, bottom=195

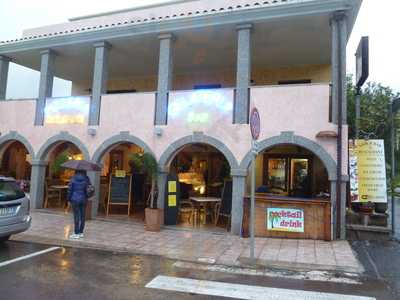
left=349, top=140, right=387, bottom=203
left=107, top=175, right=132, bottom=215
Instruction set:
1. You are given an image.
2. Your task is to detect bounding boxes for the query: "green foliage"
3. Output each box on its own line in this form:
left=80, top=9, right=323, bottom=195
left=128, top=153, right=158, bottom=177
left=129, top=153, right=144, bottom=173
left=50, top=152, right=69, bottom=175
left=347, top=76, right=400, bottom=176
left=128, top=152, right=158, bottom=208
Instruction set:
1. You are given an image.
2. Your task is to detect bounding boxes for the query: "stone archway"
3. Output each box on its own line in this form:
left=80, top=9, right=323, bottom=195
left=30, top=132, right=90, bottom=209
left=239, top=131, right=338, bottom=239
left=240, top=132, right=337, bottom=180
left=158, top=133, right=239, bottom=171
left=157, top=133, right=240, bottom=232
left=92, top=131, right=154, bottom=163
left=0, top=131, right=35, bottom=159
left=36, top=131, right=90, bottom=161
left=90, top=131, right=155, bottom=218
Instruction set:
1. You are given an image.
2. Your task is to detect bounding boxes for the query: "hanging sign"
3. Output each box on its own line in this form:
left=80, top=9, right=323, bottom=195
left=349, top=139, right=387, bottom=203
left=355, top=36, right=369, bottom=89
left=266, top=208, right=304, bottom=233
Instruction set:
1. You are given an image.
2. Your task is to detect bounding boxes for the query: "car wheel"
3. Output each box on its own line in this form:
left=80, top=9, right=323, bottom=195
left=0, top=235, right=10, bottom=242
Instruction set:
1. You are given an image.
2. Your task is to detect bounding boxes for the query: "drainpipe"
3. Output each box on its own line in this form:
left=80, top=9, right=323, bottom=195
left=334, top=11, right=347, bottom=239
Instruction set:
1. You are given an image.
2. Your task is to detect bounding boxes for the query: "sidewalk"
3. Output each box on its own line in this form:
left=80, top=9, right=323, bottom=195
left=12, top=211, right=363, bottom=273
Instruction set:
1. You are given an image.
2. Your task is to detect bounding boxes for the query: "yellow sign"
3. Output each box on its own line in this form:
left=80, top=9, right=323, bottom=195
left=349, top=140, right=387, bottom=203
left=168, top=181, right=177, bottom=193
left=168, top=195, right=177, bottom=207
left=115, top=170, right=126, bottom=178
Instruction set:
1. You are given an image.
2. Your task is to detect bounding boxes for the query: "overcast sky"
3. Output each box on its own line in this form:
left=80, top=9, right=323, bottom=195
left=0, top=0, right=398, bottom=99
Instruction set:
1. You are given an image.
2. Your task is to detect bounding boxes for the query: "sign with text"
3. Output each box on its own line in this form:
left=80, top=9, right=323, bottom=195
left=44, top=96, right=90, bottom=125
left=266, top=208, right=304, bottom=233
left=168, top=89, right=233, bottom=131
left=349, top=139, right=387, bottom=203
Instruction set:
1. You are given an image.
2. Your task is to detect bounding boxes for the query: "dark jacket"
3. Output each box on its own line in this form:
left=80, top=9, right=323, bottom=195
left=67, top=173, right=90, bottom=204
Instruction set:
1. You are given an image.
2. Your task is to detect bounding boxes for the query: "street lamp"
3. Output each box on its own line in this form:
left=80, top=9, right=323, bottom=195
left=390, top=97, right=400, bottom=237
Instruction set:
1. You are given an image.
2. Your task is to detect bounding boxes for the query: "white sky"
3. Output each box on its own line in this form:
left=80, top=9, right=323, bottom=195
left=0, top=0, right=398, bottom=98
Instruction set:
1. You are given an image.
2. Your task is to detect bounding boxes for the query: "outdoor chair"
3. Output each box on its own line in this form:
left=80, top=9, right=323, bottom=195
left=44, top=181, right=62, bottom=208
left=215, top=179, right=232, bottom=230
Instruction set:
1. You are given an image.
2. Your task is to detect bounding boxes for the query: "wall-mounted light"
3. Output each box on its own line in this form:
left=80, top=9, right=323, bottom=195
left=88, top=127, right=97, bottom=137
left=154, top=127, right=163, bottom=137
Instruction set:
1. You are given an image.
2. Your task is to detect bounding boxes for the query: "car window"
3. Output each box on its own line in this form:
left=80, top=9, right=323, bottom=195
left=0, top=180, right=25, bottom=201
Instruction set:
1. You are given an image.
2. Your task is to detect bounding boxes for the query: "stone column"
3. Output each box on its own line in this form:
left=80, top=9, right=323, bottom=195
left=0, top=55, right=10, bottom=100
left=231, top=169, right=247, bottom=235
left=157, top=170, right=168, bottom=210
left=89, top=41, right=111, bottom=126
left=35, top=50, right=56, bottom=125
left=88, top=171, right=101, bottom=218
left=155, top=33, right=174, bottom=125
left=29, top=160, right=47, bottom=209
left=234, top=24, right=252, bottom=124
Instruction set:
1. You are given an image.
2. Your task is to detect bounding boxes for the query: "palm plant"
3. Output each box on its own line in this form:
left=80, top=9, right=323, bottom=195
left=129, top=153, right=158, bottom=208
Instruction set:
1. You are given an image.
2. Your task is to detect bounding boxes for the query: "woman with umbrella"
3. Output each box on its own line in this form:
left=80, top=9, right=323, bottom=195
left=62, top=160, right=100, bottom=239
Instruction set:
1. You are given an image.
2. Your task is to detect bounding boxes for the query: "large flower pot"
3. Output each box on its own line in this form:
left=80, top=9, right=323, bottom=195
left=145, top=208, right=164, bottom=232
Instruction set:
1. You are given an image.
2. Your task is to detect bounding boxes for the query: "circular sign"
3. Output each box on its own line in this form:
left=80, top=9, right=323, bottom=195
left=250, top=107, right=260, bottom=140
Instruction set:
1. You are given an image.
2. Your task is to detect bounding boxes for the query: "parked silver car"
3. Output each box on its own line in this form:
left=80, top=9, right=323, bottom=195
left=0, top=176, right=31, bottom=242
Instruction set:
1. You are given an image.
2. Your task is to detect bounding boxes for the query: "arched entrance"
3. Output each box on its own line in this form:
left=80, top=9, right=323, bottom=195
left=30, top=133, right=90, bottom=210
left=91, top=133, right=154, bottom=221
left=159, top=136, right=237, bottom=232
left=0, top=133, right=34, bottom=193
left=240, top=133, right=337, bottom=240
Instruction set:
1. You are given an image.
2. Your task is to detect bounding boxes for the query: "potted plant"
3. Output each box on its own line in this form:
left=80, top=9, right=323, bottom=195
left=129, top=152, right=162, bottom=231
left=50, top=151, right=70, bottom=178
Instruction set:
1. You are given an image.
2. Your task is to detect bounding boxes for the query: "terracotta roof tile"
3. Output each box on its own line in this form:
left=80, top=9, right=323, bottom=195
left=0, top=0, right=307, bottom=45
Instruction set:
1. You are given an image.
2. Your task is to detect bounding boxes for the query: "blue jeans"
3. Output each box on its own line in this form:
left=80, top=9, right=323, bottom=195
left=72, top=202, right=87, bottom=234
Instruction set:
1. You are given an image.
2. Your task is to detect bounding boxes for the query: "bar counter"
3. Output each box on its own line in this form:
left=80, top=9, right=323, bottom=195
left=242, top=194, right=331, bottom=241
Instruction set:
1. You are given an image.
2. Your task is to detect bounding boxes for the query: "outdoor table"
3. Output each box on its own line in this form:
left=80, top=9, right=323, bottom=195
left=50, top=185, right=69, bottom=208
left=190, top=197, right=221, bottom=226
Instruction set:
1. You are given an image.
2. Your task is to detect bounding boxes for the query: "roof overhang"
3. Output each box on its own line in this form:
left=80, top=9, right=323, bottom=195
left=0, top=0, right=362, bottom=56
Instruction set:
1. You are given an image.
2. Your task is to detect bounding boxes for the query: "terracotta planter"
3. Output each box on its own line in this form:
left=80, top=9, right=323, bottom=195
left=145, top=208, right=164, bottom=232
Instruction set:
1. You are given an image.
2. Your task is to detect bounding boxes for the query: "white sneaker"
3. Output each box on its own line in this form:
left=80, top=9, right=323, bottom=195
left=69, top=234, right=80, bottom=240
left=78, top=233, right=84, bottom=238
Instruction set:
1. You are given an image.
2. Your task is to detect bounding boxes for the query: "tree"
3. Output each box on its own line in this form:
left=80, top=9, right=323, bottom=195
left=347, top=76, right=400, bottom=178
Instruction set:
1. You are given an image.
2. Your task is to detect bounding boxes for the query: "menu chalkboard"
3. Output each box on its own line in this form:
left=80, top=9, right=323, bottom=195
left=109, top=176, right=130, bottom=203
left=107, top=176, right=132, bottom=216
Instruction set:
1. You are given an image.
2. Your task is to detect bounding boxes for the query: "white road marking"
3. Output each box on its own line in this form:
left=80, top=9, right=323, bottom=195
left=146, top=275, right=376, bottom=300
left=173, top=261, right=362, bottom=285
left=0, top=247, right=61, bottom=268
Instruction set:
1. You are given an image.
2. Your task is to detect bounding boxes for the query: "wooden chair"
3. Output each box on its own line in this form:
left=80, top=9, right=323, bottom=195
left=100, top=183, right=109, bottom=212
left=44, top=181, right=62, bottom=208
left=178, top=200, right=197, bottom=226
left=215, top=179, right=233, bottom=229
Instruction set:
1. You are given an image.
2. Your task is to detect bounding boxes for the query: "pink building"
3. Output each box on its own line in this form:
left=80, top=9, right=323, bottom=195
left=0, top=0, right=362, bottom=240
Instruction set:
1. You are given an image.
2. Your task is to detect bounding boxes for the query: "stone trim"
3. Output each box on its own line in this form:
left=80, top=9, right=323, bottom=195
left=158, top=133, right=239, bottom=170
left=239, top=132, right=337, bottom=180
left=0, top=131, right=35, bottom=158
left=36, top=131, right=90, bottom=161
left=92, top=132, right=155, bottom=163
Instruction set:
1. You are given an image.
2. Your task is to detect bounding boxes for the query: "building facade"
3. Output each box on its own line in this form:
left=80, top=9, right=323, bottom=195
left=0, top=0, right=362, bottom=239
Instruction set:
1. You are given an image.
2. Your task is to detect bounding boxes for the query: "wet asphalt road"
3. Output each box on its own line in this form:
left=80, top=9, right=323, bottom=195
left=0, top=240, right=397, bottom=300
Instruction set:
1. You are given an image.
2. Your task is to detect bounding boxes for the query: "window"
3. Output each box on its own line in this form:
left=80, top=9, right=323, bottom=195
left=263, top=155, right=312, bottom=197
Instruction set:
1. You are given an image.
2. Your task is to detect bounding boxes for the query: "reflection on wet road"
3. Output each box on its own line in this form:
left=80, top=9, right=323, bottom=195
left=0, top=240, right=394, bottom=300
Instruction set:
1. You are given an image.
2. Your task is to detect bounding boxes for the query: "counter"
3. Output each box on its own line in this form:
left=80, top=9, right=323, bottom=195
left=242, top=194, right=331, bottom=241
